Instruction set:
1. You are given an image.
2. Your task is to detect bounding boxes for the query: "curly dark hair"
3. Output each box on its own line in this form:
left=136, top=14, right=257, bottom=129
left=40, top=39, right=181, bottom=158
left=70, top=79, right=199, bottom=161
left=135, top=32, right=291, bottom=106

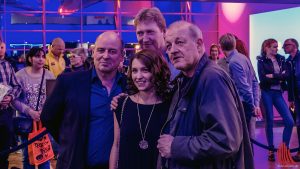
left=127, top=49, right=171, bottom=101
left=26, top=47, right=46, bottom=66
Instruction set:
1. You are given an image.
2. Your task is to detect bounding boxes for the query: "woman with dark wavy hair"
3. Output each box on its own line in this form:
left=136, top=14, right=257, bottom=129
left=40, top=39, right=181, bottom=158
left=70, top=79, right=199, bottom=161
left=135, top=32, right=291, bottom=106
left=110, top=49, right=171, bottom=169
left=12, top=47, right=55, bottom=169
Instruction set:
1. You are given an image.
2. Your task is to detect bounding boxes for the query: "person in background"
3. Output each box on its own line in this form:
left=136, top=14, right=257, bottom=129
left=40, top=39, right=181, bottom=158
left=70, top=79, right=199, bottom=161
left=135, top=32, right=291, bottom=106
left=257, top=38, right=294, bottom=161
left=283, top=38, right=300, bottom=161
left=235, top=36, right=249, bottom=58
left=234, top=35, right=262, bottom=140
left=12, top=47, right=55, bottom=169
left=0, top=41, right=22, bottom=169
left=45, top=37, right=66, bottom=77
left=63, top=47, right=90, bottom=73
left=209, top=43, right=220, bottom=63
left=219, top=33, right=261, bottom=140
left=110, top=49, right=171, bottom=169
left=41, top=31, right=127, bottom=169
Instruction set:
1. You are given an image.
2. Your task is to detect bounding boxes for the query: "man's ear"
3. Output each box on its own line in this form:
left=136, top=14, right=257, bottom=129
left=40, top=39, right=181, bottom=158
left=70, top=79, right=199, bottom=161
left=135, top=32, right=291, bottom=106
left=196, top=38, right=204, bottom=51
left=121, top=49, right=126, bottom=57
left=120, top=49, right=125, bottom=62
left=162, top=29, right=166, bottom=39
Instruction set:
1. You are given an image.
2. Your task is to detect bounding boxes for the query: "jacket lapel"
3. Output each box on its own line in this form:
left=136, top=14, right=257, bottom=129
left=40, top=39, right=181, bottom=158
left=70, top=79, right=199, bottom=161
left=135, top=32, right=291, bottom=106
left=167, top=54, right=209, bottom=135
left=77, top=70, right=92, bottom=121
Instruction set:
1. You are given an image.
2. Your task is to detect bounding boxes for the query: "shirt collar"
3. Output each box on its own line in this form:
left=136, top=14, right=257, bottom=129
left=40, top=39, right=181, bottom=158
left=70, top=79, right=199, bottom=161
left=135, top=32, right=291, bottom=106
left=91, top=67, right=123, bottom=85
left=287, top=50, right=300, bottom=61
left=225, top=49, right=238, bottom=63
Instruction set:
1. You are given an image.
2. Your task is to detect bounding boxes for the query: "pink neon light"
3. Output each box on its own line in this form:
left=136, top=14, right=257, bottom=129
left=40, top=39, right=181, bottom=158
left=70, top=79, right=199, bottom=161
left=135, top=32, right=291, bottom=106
left=221, top=3, right=246, bottom=23
left=58, top=7, right=76, bottom=15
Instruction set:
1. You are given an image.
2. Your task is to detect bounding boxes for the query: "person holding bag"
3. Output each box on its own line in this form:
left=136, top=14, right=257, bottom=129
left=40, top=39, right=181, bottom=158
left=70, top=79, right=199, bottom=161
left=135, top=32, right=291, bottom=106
left=12, top=47, right=55, bottom=169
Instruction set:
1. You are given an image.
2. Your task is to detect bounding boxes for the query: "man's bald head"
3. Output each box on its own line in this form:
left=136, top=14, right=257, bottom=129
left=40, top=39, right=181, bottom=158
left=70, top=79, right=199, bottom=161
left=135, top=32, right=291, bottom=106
left=52, top=38, right=64, bottom=46
left=95, top=31, right=123, bottom=51
left=51, top=37, right=65, bottom=57
left=93, top=31, right=124, bottom=75
left=168, top=21, right=203, bottom=41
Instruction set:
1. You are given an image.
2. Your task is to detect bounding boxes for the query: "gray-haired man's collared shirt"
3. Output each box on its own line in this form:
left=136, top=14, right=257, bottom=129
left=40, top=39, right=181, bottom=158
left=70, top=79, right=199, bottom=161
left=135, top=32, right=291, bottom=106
left=221, top=49, right=260, bottom=108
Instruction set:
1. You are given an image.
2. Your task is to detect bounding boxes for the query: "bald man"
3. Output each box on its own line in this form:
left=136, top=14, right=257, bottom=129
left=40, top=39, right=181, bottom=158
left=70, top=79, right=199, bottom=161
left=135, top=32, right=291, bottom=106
left=41, top=32, right=127, bottom=169
left=45, top=37, right=66, bottom=77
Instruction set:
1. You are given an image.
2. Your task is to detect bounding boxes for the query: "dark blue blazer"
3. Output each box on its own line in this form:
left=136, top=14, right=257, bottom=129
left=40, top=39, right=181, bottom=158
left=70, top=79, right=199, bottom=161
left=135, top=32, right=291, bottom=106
left=41, top=69, right=126, bottom=169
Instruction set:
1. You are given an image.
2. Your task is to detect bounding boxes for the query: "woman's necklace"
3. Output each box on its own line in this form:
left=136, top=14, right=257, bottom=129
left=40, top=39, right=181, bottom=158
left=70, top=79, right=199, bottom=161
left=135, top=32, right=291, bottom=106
left=136, top=94, right=156, bottom=150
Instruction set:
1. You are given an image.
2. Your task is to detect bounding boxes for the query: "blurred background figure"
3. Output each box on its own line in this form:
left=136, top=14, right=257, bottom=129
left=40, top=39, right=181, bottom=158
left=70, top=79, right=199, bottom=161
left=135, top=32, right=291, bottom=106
left=283, top=38, right=300, bottom=161
left=63, top=47, right=90, bottom=73
left=235, top=35, right=249, bottom=58
left=45, top=37, right=66, bottom=77
left=209, top=44, right=220, bottom=63
left=0, top=41, right=21, bottom=169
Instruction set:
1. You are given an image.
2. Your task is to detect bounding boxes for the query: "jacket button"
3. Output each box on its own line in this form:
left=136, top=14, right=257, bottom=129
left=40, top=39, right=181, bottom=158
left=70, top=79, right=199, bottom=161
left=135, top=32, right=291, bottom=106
left=181, top=108, right=187, bottom=112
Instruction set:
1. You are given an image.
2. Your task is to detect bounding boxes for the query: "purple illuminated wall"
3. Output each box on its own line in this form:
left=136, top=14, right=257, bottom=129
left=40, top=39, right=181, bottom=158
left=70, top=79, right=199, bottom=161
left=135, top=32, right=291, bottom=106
left=218, top=3, right=300, bottom=57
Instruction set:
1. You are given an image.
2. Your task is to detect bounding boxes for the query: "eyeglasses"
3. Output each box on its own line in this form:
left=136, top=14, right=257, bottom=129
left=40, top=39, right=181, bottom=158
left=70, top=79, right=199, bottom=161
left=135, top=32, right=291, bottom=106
left=67, top=54, right=81, bottom=58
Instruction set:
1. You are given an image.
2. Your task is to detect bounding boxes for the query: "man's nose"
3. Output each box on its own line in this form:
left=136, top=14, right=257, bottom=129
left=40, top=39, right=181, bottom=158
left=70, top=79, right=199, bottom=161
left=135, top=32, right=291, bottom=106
left=102, top=50, right=110, bottom=58
left=170, top=44, right=178, bottom=54
left=143, top=34, right=151, bottom=42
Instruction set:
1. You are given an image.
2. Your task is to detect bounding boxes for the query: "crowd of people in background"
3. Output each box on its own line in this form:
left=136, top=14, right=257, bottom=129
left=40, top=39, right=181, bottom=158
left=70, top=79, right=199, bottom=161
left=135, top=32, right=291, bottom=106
left=0, top=6, right=299, bottom=169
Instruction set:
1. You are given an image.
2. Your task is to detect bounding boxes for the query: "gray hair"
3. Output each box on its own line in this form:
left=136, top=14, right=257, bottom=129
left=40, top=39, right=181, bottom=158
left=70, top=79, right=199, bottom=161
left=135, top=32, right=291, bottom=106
left=71, top=47, right=88, bottom=58
left=168, top=20, right=203, bottom=41
left=219, top=33, right=236, bottom=51
left=95, top=31, right=124, bottom=52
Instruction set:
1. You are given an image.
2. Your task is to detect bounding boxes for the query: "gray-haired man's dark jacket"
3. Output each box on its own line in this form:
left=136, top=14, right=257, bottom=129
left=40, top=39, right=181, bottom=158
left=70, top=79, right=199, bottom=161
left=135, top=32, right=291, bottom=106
left=158, top=54, right=254, bottom=169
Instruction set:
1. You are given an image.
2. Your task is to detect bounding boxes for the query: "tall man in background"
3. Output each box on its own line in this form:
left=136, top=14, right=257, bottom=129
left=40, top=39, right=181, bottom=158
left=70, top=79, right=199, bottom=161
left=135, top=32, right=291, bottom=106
left=134, top=7, right=179, bottom=79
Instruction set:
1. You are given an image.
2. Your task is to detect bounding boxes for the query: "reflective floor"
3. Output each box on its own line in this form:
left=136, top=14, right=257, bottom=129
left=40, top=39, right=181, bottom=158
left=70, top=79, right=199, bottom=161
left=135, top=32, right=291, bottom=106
left=254, top=125, right=300, bottom=169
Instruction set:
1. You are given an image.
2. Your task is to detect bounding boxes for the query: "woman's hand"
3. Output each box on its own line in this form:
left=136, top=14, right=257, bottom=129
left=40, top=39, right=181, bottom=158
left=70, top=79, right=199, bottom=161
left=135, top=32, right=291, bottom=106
left=28, top=109, right=41, bottom=121
left=110, top=93, right=127, bottom=111
left=0, top=95, right=12, bottom=109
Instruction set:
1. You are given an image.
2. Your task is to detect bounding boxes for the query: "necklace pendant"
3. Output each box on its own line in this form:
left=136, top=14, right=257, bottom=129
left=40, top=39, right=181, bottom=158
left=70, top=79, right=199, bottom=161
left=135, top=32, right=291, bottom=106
left=139, top=140, right=149, bottom=150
